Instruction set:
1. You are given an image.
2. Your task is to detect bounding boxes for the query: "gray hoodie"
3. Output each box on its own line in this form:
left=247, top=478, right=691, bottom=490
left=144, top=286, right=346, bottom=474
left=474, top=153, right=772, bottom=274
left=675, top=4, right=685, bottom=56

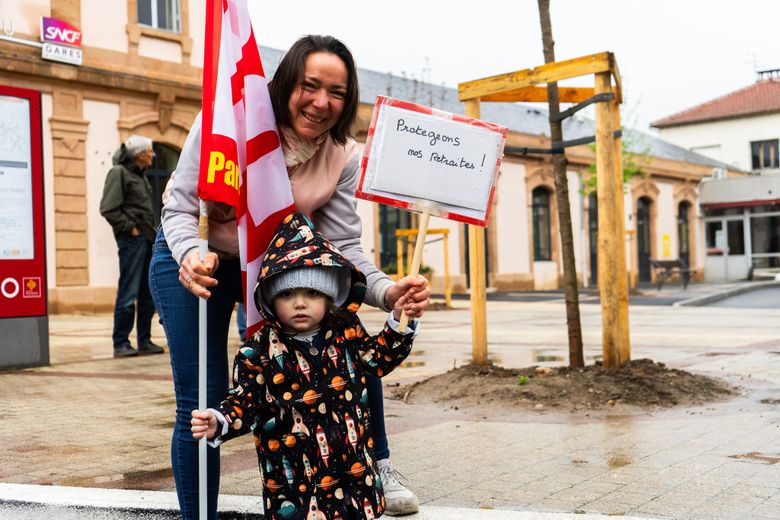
left=161, top=114, right=393, bottom=310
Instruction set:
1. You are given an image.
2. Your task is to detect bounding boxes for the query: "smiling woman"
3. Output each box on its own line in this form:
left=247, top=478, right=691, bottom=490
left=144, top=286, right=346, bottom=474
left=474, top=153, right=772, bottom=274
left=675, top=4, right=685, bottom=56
left=286, top=53, right=348, bottom=140
left=148, top=34, right=429, bottom=520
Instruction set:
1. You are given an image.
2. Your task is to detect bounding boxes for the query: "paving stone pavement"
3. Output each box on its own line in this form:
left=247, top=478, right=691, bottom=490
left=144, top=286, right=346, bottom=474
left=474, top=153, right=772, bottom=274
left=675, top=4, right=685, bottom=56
left=1, top=284, right=779, bottom=519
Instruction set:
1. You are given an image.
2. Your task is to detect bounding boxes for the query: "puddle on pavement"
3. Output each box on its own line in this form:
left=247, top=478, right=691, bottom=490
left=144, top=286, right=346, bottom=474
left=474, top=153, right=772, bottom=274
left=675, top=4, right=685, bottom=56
left=487, top=354, right=502, bottom=365
left=729, top=452, right=780, bottom=465
left=59, top=467, right=173, bottom=488
left=14, top=445, right=86, bottom=456
left=607, top=455, right=633, bottom=468
left=399, top=350, right=426, bottom=368
left=531, top=349, right=602, bottom=364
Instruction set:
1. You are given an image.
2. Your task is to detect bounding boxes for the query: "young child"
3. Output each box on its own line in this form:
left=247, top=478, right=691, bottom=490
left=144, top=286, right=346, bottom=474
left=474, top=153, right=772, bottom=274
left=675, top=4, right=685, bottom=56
left=191, top=212, right=418, bottom=519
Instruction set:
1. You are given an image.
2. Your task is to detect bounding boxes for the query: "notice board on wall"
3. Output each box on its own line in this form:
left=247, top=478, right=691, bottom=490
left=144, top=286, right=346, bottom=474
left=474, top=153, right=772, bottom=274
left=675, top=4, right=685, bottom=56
left=0, top=86, right=46, bottom=318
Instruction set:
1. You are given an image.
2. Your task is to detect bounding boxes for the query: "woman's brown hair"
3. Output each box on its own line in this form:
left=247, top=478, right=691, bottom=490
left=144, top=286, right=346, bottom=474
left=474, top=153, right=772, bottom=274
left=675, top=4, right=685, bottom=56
left=269, top=35, right=359, bottom=146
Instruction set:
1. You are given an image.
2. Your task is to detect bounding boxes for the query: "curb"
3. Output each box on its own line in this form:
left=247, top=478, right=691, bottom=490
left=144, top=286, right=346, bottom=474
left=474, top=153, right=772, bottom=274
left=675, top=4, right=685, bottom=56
left=673, top=280, right=780, bottom=307
left=0, top=484, right=656, bottom=520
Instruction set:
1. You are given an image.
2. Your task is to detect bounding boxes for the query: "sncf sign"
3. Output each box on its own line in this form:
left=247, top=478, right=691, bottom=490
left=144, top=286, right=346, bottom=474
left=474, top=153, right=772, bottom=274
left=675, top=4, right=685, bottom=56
left=40, top=17, right=82, bottom=47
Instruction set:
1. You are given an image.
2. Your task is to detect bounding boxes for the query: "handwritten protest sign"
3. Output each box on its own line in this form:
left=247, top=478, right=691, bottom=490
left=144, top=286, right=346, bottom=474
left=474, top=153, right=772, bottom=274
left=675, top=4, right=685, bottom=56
left=356, top=96, right=507, bottom=227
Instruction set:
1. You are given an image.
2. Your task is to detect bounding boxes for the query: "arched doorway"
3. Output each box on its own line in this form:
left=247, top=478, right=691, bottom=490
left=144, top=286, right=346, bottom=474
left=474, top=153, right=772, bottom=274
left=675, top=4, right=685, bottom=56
left=636, top=197, right=652, bottom=282
left=677, top=201, right=692, bottom=268
left=146, top=143, right=180, bottom=227
left=531, top=187, right=553, bottom=262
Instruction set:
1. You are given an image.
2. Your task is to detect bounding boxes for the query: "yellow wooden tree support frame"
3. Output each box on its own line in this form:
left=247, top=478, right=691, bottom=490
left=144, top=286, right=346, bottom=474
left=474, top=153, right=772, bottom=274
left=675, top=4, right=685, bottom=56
left=458, top=51, right=630, bottom=370
left=395, top=228, right=452, bottom=309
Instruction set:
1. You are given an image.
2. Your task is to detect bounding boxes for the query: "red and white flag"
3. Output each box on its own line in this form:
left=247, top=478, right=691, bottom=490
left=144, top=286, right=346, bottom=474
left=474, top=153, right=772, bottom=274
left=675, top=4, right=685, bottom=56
left=198, top=0, right=294, bottom=336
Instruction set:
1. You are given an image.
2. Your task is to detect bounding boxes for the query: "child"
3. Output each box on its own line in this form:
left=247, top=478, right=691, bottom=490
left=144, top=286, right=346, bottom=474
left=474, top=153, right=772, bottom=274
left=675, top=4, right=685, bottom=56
left=191, top=212, right=418, bottom=519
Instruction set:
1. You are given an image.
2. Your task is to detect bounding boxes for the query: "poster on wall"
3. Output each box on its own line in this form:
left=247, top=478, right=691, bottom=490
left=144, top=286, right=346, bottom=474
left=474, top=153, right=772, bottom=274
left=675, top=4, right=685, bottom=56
left=0, top=95, right=34, bottom=260
left=0, top=86, right=46, bottom=319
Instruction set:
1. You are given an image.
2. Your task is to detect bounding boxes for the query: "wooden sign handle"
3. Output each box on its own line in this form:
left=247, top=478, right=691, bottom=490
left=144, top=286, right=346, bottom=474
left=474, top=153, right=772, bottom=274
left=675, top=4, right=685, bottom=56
left=399, top=212, right=430, bottom=333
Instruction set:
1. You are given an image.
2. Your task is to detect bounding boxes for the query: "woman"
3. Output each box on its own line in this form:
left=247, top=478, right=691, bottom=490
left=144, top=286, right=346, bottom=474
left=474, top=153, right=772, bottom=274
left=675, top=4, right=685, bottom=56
left=149, top=35, right=428, bottom=519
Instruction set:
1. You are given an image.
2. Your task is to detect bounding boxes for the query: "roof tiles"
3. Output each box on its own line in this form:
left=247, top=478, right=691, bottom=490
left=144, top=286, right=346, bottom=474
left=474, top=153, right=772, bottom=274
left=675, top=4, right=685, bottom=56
left=652, top=79, right=780, bottom=128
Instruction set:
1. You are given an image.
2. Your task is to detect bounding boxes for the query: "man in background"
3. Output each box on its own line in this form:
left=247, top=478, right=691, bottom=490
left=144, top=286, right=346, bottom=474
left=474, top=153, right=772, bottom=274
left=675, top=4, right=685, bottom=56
left=100, top=135, right=164, bottom=358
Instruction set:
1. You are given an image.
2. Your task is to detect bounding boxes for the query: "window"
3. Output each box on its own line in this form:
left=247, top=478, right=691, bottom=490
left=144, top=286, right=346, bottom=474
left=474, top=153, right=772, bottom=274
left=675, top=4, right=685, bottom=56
left=378, top=206, right=411, bottom=273
left=706, top=221, right=723, bottom=256
left=677, top=202, right=690, bottom=258
left=532, top=187, right=552, bottom=261
left=138, top=0, right=181, bottom=32
left=750, top=139, right=779, bottom=170
left=727, top=221, right=745, bottom=255
left=750, top=216, right=780, bottom=255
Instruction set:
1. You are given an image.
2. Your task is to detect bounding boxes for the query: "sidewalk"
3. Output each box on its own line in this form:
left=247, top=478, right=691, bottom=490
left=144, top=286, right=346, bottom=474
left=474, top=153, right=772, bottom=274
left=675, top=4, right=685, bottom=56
left=1, top=285, right=780, bottom=519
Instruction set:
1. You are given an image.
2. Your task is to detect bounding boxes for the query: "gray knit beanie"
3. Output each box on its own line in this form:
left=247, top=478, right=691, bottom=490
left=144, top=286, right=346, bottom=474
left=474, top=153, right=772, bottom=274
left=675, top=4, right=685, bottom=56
left=264, top=267, right=343, bottom=305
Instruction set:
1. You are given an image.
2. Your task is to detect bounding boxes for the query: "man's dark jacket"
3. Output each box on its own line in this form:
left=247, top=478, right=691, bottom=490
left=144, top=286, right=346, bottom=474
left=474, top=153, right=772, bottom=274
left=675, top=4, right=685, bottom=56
left=99, top=144, right=156, bottom=242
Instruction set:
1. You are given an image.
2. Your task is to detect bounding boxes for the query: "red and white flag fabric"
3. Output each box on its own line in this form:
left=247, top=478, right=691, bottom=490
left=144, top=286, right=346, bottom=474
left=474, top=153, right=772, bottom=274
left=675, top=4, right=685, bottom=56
left=198, top=0, right=294, bottom=337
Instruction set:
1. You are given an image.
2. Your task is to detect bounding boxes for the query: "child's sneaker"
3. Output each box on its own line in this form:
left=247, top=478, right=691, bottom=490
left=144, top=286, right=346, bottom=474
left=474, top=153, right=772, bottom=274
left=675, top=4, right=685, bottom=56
left=377, top=458, right=419, bottom=515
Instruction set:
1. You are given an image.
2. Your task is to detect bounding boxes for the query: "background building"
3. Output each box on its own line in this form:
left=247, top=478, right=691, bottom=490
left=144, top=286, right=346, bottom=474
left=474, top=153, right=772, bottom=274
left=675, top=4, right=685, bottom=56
left=0, top=1, right=739, bottom=314
left=1, top=0, right=201, bottom=312
left=654, top=72, right=780, bottom=281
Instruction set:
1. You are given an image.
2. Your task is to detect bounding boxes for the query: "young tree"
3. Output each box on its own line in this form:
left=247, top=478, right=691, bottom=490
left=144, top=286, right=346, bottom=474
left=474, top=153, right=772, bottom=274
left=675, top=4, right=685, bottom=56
left=537, top=0, right=584, bottom=367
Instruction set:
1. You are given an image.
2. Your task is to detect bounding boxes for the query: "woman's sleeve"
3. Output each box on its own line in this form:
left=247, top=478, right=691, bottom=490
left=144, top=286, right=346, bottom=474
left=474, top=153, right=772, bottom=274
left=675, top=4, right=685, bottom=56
left=161, top=113, right=203, bottom=265
left=214, top=336, right=267, bottom=443
left=314, top=154, right=393, bottom=311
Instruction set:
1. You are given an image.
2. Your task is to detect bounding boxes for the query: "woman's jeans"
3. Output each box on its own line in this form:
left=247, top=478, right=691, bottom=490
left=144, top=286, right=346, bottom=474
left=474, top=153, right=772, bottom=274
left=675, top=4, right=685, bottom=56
left=148, top=228, right=390, bottom=518
left=148, top=229, right=242, bottom=520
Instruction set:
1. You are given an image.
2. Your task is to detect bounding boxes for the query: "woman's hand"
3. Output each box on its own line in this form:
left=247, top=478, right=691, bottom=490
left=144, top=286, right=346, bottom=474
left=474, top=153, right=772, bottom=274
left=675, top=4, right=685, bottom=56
left=191, top=409, right=217, bottom=440
left=385, top=274, right=430, bottom=319
left=179, top=250, right=219, bottom=298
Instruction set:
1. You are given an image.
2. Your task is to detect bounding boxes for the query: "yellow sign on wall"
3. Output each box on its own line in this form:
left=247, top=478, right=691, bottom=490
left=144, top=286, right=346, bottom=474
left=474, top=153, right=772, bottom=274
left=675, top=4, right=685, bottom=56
left=662, top=234, right=671, bottom=258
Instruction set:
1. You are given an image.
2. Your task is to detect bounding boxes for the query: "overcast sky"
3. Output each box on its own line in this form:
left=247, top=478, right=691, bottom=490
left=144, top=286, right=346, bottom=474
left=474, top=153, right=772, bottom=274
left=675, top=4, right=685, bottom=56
left=248, top=0, right=780, bottom=134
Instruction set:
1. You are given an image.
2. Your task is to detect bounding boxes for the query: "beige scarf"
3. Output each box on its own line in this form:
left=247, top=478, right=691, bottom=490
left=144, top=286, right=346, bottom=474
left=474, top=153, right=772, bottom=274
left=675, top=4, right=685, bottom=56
left=280, top=125, right=327, bottom=170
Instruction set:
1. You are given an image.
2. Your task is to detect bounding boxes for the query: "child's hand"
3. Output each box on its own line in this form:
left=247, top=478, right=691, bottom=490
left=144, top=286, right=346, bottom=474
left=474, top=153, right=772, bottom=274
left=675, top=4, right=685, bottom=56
left=191, top=409, right=217, bottom=440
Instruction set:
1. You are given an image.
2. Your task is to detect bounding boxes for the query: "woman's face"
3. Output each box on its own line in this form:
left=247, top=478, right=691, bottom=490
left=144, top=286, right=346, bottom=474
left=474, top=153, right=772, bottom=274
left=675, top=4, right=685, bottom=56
left=287, top=51, right=348, bottom=140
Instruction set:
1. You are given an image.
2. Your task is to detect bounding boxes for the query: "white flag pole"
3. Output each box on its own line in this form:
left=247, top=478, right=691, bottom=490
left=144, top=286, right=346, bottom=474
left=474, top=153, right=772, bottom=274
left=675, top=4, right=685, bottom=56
left=198, top=199, right=209, bottom=519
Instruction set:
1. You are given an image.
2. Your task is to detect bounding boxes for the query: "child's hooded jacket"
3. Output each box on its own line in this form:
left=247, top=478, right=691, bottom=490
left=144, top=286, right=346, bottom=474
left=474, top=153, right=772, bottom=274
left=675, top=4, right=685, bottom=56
left=214, top=212, right=414, bottom=519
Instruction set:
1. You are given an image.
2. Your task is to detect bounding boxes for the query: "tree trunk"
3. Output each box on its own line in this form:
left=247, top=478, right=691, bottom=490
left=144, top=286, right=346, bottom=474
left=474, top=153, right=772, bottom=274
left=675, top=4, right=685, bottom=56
left=537, top=0, right=584, bottom=368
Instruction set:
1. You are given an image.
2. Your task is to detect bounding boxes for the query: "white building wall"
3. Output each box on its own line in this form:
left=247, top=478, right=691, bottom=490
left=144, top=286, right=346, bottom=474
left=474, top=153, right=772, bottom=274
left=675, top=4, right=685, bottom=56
left=655, top=182, right=676, bottom=259
left=42, top=94, right=56, bottom=288
left=83, top=100, right=121, bottom=287
left=657, top=112, right=780, bottom=172
left=496, top=161, right=528, bottom=274
left=138, top=36, right=182, bottom=63
left=623, top=187, right=633, bottom=271
left=7, top=0, right=50, bottom=35
left=81, top=0, right=128, bottom=53
left=422, top=215, right=460, bottom=280
left=352, top=143, right=379, bottom=267
left=566, top=170, right=584, bottom=275
left=355, top=199, right=376, bottom=264
left=188, top=2, right=205, bottom=68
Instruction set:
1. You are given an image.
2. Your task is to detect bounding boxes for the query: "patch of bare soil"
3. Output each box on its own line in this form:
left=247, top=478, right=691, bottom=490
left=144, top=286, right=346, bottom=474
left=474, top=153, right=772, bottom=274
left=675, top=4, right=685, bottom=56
left=393, top=359, right=736, bottom=413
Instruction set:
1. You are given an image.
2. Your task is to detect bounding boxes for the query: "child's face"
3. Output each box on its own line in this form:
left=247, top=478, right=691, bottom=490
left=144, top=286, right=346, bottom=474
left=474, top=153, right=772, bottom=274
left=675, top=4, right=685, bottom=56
left=273, top=288, right=328, bottom=333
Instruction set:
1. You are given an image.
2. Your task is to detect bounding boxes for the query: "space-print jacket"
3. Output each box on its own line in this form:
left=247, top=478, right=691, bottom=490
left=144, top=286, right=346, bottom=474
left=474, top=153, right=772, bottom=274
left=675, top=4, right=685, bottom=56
left=213, top=212, right=415, bottom=520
